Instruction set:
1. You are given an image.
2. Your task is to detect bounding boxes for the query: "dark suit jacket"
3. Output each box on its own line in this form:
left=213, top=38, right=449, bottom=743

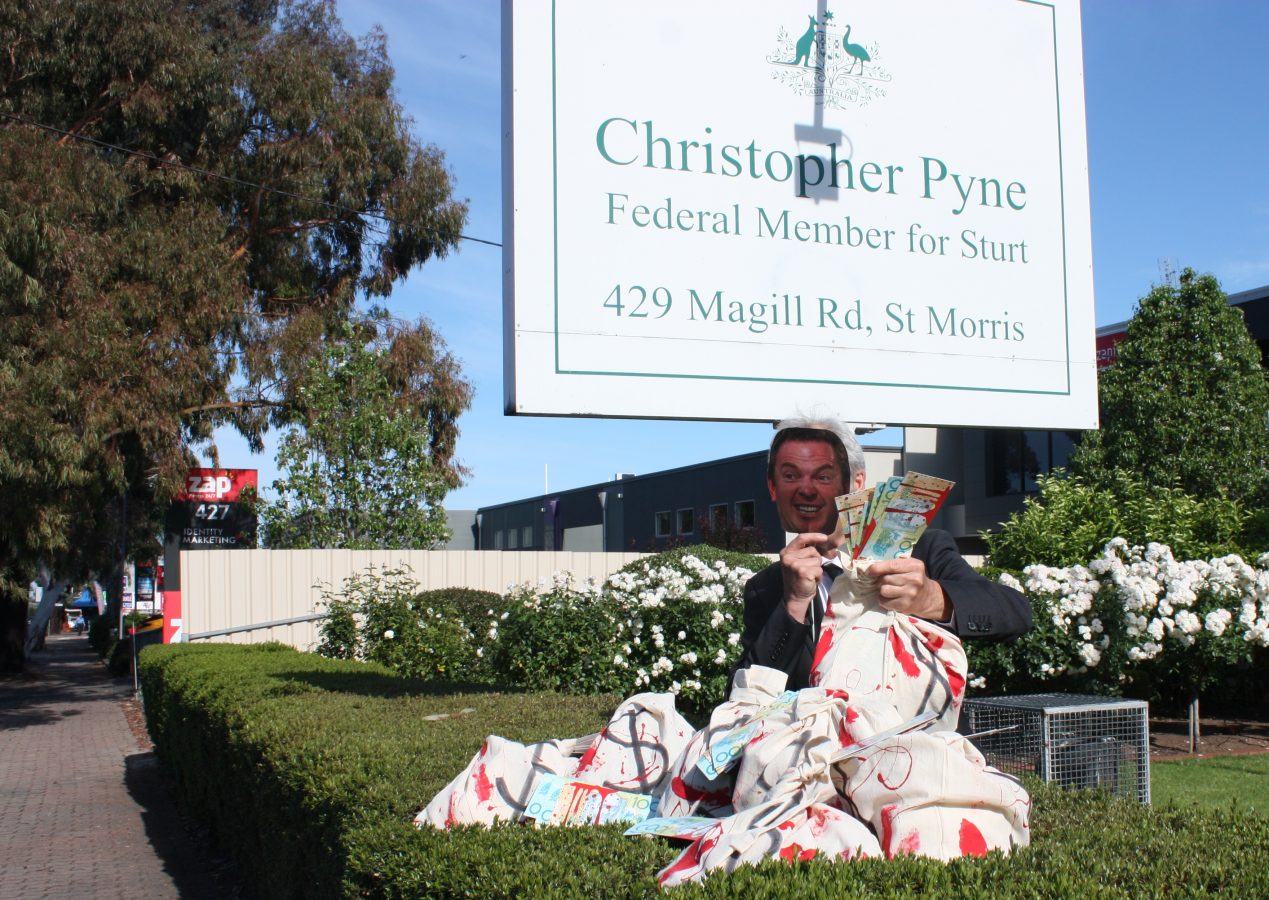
left=730, top=529, right=1031, bottom=691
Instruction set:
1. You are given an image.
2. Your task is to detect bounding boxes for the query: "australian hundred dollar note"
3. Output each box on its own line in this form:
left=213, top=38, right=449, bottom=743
left=858, top=472, right=955, bottom=560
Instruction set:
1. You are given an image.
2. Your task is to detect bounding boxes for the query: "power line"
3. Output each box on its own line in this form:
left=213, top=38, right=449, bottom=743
left=0, top=110, right=501, bottom=248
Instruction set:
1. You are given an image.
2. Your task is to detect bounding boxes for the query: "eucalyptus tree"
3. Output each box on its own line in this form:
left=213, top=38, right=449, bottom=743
left=0, top=0, right=469, bottom=669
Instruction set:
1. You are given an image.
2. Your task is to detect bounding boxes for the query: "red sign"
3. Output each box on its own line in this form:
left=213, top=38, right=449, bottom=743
left=176, top=468, right=258, bottom=502
left=1096, top=331, right=1126, bottom=369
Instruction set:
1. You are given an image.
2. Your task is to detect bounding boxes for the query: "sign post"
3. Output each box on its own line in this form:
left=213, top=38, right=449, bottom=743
left=162, top=469, right=258, bottom=643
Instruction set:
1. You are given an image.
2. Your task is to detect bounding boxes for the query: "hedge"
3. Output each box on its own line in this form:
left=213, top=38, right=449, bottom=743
left=139, top=642, right=1269, bottom=898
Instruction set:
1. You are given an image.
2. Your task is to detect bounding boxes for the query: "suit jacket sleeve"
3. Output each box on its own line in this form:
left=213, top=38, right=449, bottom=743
left=914, top=528, right=1032, bottom=640
left=728, top=562, right=811, bottom=692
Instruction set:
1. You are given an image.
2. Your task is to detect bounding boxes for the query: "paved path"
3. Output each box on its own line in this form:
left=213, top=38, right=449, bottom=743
left=0, top=634, right=233, bottom=899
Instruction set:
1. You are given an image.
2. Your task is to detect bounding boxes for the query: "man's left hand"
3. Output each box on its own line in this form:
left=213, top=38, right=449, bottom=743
left=867, top=557, right=951, bottom=621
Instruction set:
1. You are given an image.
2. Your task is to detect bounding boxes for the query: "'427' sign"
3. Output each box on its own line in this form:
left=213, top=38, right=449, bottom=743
left=167, top=468, right=258, bottom=549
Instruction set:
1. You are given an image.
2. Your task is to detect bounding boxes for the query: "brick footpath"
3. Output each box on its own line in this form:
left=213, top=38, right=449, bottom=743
left=0, top=634, right=230, bottom=899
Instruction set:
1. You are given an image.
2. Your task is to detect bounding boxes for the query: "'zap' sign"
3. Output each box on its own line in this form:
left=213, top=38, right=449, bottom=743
left=177, top=469, right=258, bottom=502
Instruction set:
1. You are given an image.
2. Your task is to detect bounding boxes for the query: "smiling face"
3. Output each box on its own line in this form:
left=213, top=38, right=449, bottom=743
left=767, top=438, right=865, bottom=534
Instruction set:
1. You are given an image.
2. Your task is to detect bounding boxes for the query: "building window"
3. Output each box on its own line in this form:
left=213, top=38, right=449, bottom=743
left=987, top=430, right=1079, bottom=496
left=654, top=510, right=672, bottom=537
left=735, top=500, right=756, bottom=527
left=709, top=503, right=729, bottom=529
left=493, top=530, right=504, bottom=550
left=507, top=528, right=518, bottom=549
left=677, top=508, right=695, bottom=535
left=521, top=525, right=533, bottom=548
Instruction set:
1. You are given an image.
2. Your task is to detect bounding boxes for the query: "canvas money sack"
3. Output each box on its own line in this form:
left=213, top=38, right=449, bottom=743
left=809, top=559, right=967, bottom=730
left=416, top=692, right=694, bottom=829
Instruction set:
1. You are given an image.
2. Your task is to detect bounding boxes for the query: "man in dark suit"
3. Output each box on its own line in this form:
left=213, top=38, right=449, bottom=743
left=731, top=414, right=1031, bottom=691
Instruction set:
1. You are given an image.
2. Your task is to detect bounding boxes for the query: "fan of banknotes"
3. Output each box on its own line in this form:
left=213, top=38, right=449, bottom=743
left=834, top=472, right=955, bottom=560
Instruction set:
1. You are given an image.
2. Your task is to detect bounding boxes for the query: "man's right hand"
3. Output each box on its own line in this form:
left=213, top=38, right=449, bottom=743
left=779, top=532, right=834, bottom=624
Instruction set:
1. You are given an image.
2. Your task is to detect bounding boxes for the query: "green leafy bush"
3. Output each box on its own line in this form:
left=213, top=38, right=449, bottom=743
left=985, top=469, right=1250, bottom=569
left=139, top=643, right=1269, bottom=898
left=966, top=541, right=1269, bottom=709
left=316, top=566, right=483, bottom=681
left=489, top=545, right=771, bottom=714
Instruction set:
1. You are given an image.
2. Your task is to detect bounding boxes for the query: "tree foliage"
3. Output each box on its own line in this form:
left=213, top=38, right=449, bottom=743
left=262, top=321, right=470, bottom=550
left=1072, top=269, right=1269, bottom=503
left=985, top=469, right=1250, bottom=570
left=0, top=0, right=468, bottom=668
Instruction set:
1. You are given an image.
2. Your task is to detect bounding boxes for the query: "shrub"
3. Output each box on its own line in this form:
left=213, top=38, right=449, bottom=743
left=488, top=545, right=771, bottom=715
left=965, top=540, right=1269, bottom=708
left=487, top=571, right=626, bottom=697
left=315, top=566, right=484, bottom=681
left=985, top=470, right=1249, bottom=569
left=139, top=643, right=1269, bottom=898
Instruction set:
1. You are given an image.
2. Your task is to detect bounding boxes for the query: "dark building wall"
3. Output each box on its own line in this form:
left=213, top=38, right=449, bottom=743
left=1231, top=286, right=1269, bottom=366
left=617, top=452, right=778, bottom=552
left=477, top=451, right=787, bottom=553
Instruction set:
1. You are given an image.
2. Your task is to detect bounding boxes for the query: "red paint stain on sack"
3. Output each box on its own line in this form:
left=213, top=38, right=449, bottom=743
left=658, top=836, right=717, bottom=886
left=959, top=818, right=989, bottom=857
left=888, top=628, right=921, bottom=677
left=671, top=776, right=730, bottom=807
left=898, top=829, right=921, bottom=855
left=780, top=843, right=817, bottom=863
left=879, top=804, right=897, bottom=855
left=811, top=627, right=835, bottom=672
left=810, top=807, right=830, bottom=837
left=473, top=764, right=493, bottom=802
left=573, top=730, right=605, bottom=773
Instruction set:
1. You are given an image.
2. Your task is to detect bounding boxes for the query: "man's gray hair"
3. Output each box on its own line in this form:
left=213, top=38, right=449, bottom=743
left=768, top=411, right=866, bottom=484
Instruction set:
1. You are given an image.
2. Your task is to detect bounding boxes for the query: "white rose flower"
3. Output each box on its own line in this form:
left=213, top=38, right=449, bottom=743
left=727, top=632, right=740, bottom=646
left=383, top=629, right=394, bottom=639
left=1204, top=609, right=1232, bottom=637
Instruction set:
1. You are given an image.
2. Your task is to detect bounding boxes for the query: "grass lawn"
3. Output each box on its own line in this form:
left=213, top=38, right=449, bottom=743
left=1152, top=753, right=1269, bottom=816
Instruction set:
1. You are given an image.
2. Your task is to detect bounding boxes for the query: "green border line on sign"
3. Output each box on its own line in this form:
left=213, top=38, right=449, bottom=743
left=549, top=0, right=1075, bottom=397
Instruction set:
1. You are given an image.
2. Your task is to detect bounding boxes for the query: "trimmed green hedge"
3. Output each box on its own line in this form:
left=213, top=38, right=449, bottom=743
left=139, top=643, right=1269, bottom=898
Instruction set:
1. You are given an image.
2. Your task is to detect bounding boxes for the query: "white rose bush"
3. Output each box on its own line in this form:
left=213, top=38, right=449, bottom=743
left=316, top=566, right=502, bottom=681
left=318, top=539, right=1265, bottom=714
left=485, top=546, right=767, bottom=712
left=967, top=539, right=1269, bottom=704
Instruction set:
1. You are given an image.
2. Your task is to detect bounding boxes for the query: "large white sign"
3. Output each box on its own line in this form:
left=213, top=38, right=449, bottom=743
left=503, top=0, right=1097, bottom=429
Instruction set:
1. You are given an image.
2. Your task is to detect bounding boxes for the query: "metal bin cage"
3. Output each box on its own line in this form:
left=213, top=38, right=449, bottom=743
left=959, top=693, right=1150, bottom=804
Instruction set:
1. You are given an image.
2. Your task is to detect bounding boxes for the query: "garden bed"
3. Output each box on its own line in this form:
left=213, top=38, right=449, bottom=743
left=1149, top=716, right=1269, bottom=759
left=138, top=643, right=1269, bottom=898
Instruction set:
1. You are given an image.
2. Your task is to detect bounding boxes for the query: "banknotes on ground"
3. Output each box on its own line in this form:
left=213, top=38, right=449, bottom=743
left=695, top=689, right=798, bottom=779
left=524, top=774, right=657, bottom=826
left=625, top=815, right=721, bottom=839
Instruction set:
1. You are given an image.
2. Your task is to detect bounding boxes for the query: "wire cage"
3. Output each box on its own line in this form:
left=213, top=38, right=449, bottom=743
left=960, top=693, right=1150, bottom=804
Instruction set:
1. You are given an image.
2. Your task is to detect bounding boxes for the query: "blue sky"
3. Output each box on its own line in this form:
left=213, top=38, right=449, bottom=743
left=209, top=1, right=1269, bottom=510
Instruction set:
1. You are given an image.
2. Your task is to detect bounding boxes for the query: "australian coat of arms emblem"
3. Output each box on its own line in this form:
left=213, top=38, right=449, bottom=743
left=768, top=10, right=891, bottom=109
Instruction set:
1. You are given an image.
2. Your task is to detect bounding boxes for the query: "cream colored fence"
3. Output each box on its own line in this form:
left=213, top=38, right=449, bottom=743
left=179, top=549, right=648, bottom=650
